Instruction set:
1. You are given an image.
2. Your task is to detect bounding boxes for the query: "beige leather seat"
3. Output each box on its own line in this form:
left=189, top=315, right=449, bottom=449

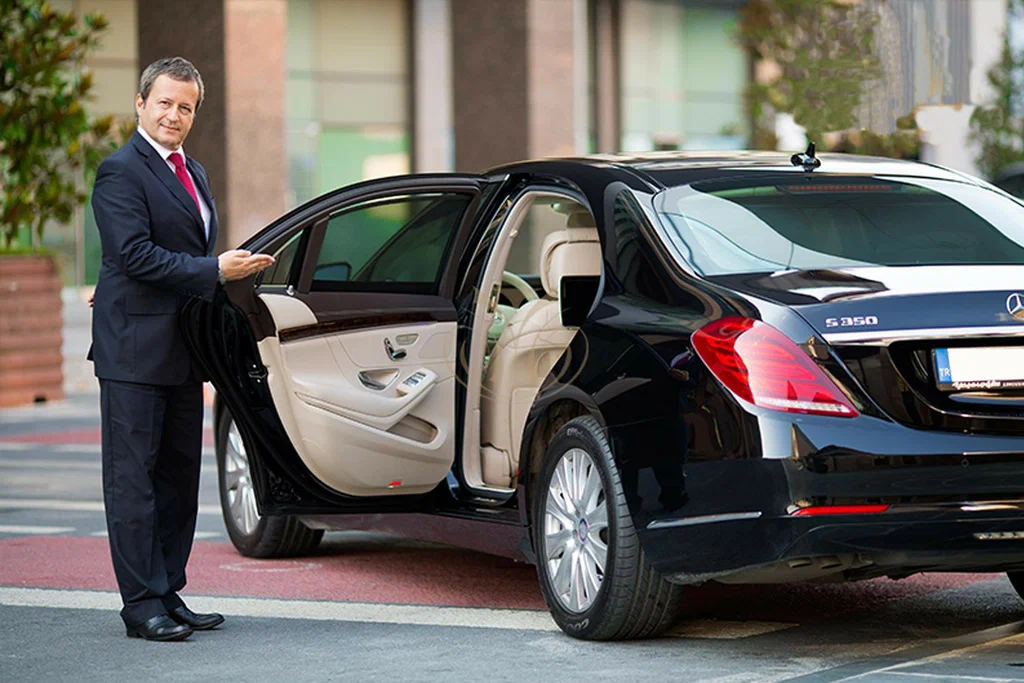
left=479, top=212, right=602, bottom=487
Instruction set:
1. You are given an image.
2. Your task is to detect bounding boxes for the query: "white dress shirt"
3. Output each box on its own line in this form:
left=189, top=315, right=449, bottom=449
left=137, top=125, right=211, bottom=239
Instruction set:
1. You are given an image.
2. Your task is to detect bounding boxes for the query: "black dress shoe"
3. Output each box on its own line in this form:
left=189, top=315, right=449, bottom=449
left=168, top=605, right=225, bottom=631
left=126, top=614, right=193, bottom=641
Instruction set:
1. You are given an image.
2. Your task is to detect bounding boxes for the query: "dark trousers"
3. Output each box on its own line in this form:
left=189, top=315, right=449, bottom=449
left=99, top=379, right=203, bottom=626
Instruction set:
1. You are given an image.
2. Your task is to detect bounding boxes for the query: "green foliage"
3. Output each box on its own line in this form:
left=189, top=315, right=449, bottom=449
left=737, top=0, right=882, bottom=148
left=0, top=0, right=123, bottom=251
left=829, top=126, right=921, bottom=160
left=969, top=0, right=1024, bottom=179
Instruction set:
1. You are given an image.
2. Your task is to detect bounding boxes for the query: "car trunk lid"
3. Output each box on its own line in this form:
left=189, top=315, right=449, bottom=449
left=709, top=265, right=1024, bottom=433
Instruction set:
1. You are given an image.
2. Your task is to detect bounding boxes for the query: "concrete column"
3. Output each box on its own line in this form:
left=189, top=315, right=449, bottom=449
left=526, top=0, right=577, bottom=159
left=450, top=0, right=578, bottom=172
left=572, top=0, right=590, bottom=154
left=224, top=0, right=287, bottom=246
left=591, top=0, right=621, bottom=153
left=414, top=0, right=454, bottom=172
left=451, top=0, right=529, bottom=172
left=136, top=0, right=287, bottom=251
left=137, top=0, right=228, bottom=248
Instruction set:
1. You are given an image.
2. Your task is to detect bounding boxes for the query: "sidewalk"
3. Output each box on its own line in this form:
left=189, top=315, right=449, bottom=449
left=61, top=287, right=97, bottom=397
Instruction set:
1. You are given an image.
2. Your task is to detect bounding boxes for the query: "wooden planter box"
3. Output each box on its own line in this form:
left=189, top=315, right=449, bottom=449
left=0, top=255, right=65, bottom=407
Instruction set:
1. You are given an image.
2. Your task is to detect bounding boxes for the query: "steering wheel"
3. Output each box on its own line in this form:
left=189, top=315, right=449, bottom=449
left=487, top=271, right=540, bottom=347
left=501, top=271, right=539, bottom=305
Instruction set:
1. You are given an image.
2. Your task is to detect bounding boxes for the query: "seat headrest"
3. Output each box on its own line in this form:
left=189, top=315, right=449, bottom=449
left=566, top=209, right=597, bottom=229
left=539, top=227, right=601, bottom=298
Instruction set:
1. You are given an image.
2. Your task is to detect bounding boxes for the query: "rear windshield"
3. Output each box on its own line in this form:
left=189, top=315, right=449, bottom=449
left=653, top=175, right=1024, bottom=276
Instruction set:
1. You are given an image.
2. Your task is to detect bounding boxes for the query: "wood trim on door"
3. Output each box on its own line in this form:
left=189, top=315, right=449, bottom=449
left=279, top=309, right=455, bottom=343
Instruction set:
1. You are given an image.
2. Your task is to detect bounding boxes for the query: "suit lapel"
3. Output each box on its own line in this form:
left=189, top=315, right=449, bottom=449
left=131, top=132, right=204, bottom=229
left=186, top=156, right=217, bottom=252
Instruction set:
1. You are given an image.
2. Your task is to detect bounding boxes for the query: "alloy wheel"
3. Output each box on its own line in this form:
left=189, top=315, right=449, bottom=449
left=223, top=420, right=260, bottom=535
left=543, top=447, right=609, bottom=613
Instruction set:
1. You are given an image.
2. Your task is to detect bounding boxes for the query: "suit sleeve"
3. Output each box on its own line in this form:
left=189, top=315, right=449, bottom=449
left=92, top=157, right=219, bottom=301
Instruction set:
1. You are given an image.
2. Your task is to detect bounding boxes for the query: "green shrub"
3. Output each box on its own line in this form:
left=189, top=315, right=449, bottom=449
left=737, top=0, right=881, bottom=148
left=0, top=0, right=120, bottom=251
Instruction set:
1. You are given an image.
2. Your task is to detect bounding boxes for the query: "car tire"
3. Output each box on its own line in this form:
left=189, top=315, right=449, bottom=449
left=532, top=415, right=684, bottom=640
left=216, top=411, right=324, bottom=558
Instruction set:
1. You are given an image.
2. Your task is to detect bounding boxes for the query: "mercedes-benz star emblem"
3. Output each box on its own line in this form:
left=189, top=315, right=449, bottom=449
left=1008, top=293, right=1024, bottom=322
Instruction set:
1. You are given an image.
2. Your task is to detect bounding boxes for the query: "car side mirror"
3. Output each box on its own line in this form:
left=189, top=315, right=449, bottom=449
left=559, top=275, right=601, bottom=327
left=315, top=261, right=352, bottom=282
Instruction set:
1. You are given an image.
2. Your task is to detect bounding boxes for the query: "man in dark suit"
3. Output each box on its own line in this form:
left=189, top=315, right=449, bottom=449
left=89, top=57, right=274, bottom=641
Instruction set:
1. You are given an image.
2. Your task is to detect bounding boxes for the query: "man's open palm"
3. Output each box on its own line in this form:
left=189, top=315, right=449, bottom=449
left=218, top=249, right=275, bottom=281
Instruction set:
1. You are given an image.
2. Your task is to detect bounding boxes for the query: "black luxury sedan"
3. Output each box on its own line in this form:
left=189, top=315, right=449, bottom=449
left=181, top=150, right=1024, bottom=640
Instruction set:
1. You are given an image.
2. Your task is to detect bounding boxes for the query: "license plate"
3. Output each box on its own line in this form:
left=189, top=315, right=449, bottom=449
left=933, top=346, right=1024, bottom=391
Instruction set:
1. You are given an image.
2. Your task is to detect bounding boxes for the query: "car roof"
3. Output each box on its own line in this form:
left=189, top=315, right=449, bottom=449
left=486, top=151, right=981, bottom=190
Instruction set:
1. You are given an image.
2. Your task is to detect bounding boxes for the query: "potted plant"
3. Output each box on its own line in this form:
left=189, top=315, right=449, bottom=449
left=0, top=1, right=121, bottom=407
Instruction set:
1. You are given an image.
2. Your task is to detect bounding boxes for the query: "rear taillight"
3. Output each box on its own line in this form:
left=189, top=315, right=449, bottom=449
left=692, top=317, right=858, bottom=418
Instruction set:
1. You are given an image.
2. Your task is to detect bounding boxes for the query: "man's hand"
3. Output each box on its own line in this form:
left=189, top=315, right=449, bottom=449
left=218, top=250, right=275, bottom=282
left=88, top=293, right=95, bottom=308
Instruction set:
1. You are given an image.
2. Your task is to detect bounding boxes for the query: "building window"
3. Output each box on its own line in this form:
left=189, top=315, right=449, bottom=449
left=286, top=0, right=411, bottom=208
left=619, top=0, right=748, bottom=152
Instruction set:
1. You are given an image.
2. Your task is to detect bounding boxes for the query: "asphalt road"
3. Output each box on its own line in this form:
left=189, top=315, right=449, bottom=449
left=5, top=393, right=1024, bottom=683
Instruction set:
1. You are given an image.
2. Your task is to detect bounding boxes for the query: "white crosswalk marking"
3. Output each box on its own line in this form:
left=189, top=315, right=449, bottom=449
left=0, top=525, right=75, bottom=535
left=0, top=586, right=799, bottom=640
left=0, top=443, right=214, bottom=456
left=0, top=443, right=100, bottom=453
left=882, top=673, right=1024, bottom=681
left=0, top=498, right=220, bottom=515
left=0, top=458, right=217, bottom=474
left=0, top=406, right=101, bottom=422
left=0, top=589, right=802, bottom=643
left=0, top=587, right=561, bottom=632
left=88, top=530, right=221, bottom=540
left=0, top=457, right=101, bottom=467
left=829, top=622, right=1024, bottom=682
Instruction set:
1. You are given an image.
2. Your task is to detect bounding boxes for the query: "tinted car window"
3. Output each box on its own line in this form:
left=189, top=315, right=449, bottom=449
left=313, top=193, right=471, bottom=292
left=260, top=230, right=304, bottom=286
left=655, top=175, right=1024, bottom=276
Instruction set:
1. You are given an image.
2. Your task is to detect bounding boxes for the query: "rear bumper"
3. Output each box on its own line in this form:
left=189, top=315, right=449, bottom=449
left=646, top=509, right=1024, bottom=583
left=631, top=413, right=1024, bottom=582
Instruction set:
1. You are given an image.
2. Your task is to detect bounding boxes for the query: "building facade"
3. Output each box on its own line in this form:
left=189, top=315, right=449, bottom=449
left=50, top=0, right=1003, bottom=286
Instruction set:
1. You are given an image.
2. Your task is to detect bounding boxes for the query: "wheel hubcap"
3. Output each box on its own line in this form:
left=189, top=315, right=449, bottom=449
left=544, top=448, right=609, bottom=613
left=224, top=420, right=260, bottom=535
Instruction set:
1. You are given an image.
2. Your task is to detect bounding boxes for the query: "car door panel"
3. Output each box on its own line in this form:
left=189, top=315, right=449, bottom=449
left=181, top=175, right=502, bottom=515
left=256, top=290, right=459, bottom=498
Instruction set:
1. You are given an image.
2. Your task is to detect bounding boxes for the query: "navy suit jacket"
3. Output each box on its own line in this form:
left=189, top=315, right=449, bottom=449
left=89, top=131, right=219, bottom=385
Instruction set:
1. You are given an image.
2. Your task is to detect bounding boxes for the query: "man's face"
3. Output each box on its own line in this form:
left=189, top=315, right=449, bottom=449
left=135, top=74, right=200, bottom=150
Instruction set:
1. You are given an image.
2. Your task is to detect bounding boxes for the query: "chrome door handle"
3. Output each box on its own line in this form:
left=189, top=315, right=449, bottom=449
left=358, top=371, right=387, bottom=391
left=384, top=338, right=407, bottom=361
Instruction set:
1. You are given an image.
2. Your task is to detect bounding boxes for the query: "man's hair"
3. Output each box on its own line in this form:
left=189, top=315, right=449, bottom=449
left=137, top=57, right=205, bottom=110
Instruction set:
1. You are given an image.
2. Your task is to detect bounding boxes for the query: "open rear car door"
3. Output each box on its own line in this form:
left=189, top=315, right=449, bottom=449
left=182, top=175, right=494, bottom=515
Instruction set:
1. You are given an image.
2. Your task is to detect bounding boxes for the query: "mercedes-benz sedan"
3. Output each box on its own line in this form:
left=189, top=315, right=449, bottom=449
left=182, top=151, right=1024, bottom=640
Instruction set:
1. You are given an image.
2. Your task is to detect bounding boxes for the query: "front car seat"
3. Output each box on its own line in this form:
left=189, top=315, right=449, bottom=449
left=479, top=212, right=602, bottom=487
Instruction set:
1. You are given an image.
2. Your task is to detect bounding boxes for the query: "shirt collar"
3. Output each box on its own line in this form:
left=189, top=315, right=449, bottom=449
left=137, top=125, right=185, bottom=163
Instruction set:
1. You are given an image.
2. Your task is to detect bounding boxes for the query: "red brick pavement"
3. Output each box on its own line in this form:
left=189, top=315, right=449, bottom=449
left=0, top=535, right=999, bottom=617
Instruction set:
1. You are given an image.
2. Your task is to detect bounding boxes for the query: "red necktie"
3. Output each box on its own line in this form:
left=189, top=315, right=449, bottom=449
left=168, top=152, right=201, bottom=215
